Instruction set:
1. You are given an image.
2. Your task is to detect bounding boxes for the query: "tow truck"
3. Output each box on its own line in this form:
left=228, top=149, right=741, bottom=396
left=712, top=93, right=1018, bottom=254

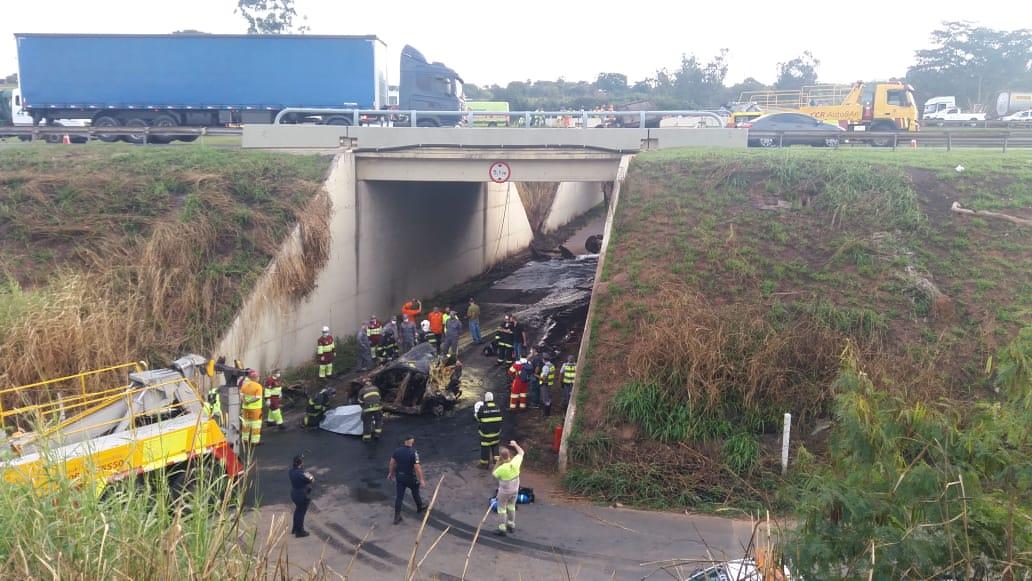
left=0, top=355, right=245, bottom=493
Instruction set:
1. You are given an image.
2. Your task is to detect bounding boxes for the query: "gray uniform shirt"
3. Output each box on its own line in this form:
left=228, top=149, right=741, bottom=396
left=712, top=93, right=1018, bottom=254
left=445, top=316, right=462, bottom=336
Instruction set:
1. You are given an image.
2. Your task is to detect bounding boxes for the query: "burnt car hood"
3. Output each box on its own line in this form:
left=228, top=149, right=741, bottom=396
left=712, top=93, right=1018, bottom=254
left=376, top=342, right=436, bottom=378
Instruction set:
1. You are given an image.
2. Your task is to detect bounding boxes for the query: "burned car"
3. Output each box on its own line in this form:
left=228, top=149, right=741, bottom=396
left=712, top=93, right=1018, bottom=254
left=354, top=343, right=462, bottom=416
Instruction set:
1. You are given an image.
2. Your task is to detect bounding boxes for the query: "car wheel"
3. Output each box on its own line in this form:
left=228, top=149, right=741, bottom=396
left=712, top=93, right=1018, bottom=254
left=121, top=118, right=149, bottom=145
left=149, top=114, right=179, bottom=144
left=758, top=137, right=778, bottom=148
left=823, top=137, right=840, bottom=148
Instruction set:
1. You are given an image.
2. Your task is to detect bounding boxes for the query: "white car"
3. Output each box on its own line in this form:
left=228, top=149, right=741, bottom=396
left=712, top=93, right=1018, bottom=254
left=1001, top=110, right=1032, bottom=123
left=684, top=558, right=791, bottom=581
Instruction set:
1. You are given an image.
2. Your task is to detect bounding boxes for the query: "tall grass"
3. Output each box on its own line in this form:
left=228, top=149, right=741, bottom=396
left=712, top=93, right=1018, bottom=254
left=0, top=149, right=330, bottom=391
left=0, top=457, right=309, bottom=579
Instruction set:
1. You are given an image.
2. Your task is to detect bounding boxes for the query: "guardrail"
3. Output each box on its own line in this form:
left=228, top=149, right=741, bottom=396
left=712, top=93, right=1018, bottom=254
left=272, top=108, right=727, bottom=128
left=749, top=129, right=1032, bottom=152
left=0, top=125, right=242, bottom=143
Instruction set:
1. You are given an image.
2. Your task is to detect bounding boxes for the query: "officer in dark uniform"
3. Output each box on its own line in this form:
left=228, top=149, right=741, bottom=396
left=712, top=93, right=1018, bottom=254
left=358, top=380, right=383, bottom=441
left=289, top=454, right=315, bottom=537
left=387, top=435, right=426, bottom=524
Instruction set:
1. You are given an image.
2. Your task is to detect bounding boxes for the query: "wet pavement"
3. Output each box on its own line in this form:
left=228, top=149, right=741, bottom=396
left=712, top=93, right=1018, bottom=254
left=249, top=216, right=751, bottom=579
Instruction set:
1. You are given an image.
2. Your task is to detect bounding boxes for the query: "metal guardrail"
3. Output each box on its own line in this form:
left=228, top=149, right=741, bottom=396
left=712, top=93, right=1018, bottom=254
left=748, top=129, right=1032, bottom=152
left=272, top=108, right=726, bottom=128
left=0, top=125, right=242, bottom=143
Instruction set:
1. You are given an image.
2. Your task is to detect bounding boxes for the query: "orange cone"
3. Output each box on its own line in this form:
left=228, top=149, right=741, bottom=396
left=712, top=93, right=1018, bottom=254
left=62, top=134, right=71, bottom=145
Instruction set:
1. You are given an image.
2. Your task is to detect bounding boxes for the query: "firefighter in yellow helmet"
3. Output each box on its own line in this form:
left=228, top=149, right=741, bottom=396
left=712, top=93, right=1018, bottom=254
left=240, top=369, right=264, bottom=446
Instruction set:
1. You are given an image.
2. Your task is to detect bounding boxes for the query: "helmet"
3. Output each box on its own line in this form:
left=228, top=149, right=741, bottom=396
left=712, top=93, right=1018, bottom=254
left=484, top=392, right=494, bottom=402
left=421, top=320, right=431, bottom=332
left=247, top=369, right=259, bottom=379
left=321, top=326, right=330, bottom=333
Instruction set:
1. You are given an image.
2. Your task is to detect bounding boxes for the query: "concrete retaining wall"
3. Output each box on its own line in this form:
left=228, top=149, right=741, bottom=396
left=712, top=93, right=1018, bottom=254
left=540, top=182, right=605, bottom=234
left=216, top=153, right=534, bottom=371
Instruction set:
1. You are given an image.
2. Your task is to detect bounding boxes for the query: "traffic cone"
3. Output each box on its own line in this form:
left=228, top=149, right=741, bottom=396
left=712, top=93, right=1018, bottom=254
left=61, top=134, right=71, bottom=145
left=909, top=139, right=917, bottom=148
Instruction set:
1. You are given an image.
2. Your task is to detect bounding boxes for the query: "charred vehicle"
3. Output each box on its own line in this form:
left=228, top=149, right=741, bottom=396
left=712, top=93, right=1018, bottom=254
left=354, top=343, right=462, bottom=416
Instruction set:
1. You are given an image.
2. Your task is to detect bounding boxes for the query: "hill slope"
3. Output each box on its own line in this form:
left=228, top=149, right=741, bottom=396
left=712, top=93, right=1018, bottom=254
left=566, top=149, right=1031, bottom=509
left=0, top=146, right=331, bottom=387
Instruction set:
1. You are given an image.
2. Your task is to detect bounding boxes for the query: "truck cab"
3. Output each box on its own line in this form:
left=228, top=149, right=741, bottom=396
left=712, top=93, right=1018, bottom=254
left=923, top=96, right=956, bottom=119
left=398, top=45, right=464, bottom=127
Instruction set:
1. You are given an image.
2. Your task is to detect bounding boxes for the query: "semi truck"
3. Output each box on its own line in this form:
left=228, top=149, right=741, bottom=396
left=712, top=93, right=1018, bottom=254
left=995, top=91, right=1032, bottom=118
left=14, top=33, right=464, bottom=143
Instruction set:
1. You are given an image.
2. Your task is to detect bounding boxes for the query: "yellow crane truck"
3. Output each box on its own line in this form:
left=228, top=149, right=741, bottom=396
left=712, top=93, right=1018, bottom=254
left=0, top=355, right=244, bottom=493
left=740, top=81, right=919, bottom=140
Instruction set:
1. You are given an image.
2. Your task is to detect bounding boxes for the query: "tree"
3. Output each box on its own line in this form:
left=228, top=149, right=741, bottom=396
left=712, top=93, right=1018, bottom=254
left=595, top=72, right=628, bottom=93
left=671, top=50, right=729, bottom=107
left=236, top=0, right=309, bottom=34
left=775, top=51, right=819, bottom=90
left=907, top=22, right=1032, bottom=110
left=3, top=73, right=17, bottom=85
left=727, top=77, right=767, bottom=104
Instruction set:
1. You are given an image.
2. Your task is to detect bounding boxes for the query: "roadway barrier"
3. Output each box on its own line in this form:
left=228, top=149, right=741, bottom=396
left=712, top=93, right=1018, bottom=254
left=748, top=129, right=1032, bottom=152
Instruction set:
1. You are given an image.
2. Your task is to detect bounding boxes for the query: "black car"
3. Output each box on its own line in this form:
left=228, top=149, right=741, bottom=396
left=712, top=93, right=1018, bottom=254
left=743, top=112, right=844, bottom=147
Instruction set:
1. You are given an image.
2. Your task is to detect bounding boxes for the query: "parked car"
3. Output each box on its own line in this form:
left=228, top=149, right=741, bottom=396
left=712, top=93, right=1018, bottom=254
left=743, top=112, right=844, bottom=147
left=684, top=558, right=791, bottom=581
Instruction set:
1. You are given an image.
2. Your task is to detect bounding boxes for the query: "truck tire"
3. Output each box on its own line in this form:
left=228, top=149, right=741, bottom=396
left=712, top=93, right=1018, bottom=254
left=324, top=116, right=352, bottom=126
left=416, top=119, right=439, bottom=128
left=93, top=115, right=120, bottom=143
left=148, top=114, right=178, bottom=144
left=121, top=118, right=149, bottom=145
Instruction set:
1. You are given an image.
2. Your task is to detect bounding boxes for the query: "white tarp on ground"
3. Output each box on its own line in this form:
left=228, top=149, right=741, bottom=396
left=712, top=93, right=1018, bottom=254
left=319, top=405, right=364, bottom=436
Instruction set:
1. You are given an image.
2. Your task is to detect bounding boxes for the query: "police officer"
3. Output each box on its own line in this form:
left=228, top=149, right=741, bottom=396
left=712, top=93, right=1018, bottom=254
left=358, top=380, right=383, bottom=442
left=289, top=454, right=315, bottom=538
left=387, top=435, right=426, bottom=524
left=474, top=392, right=503, bottom=468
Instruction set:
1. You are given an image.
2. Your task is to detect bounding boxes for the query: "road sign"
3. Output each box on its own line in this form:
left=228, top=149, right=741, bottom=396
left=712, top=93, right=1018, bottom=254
left=489, top=161, right=511, bottom=183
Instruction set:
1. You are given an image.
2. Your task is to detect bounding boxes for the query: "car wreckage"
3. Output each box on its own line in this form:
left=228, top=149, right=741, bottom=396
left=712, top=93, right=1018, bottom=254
left=353, top=343, right=462, bottom=416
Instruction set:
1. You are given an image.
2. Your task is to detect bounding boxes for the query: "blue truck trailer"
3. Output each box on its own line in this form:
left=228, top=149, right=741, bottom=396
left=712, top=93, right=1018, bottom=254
left=14, top=33, right=464, bottom=142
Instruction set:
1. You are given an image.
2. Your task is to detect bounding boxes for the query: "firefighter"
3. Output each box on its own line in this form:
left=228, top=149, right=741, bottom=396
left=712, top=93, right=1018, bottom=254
left=302, top=387, right=335, bottom=428
left=358, top=380, right=383, bottom=441
left=474, top=392, right=503, bottom=468
left=367, top=315, right=384, bottom=360
left=240, top=369, right=264, bottom=446
left=203, top=381, right=222, bottom=424
left=494, top=315, right=515, bottom=366
left=264, top=370, right=284, bottom=430
left=316, top=326, right=335, bottom=379
left=507, top=357, right=530, bottom=412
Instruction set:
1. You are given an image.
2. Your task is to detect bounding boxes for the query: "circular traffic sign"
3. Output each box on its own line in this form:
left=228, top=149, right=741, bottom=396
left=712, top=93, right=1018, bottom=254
left=489, top=161, right=511, bottom=183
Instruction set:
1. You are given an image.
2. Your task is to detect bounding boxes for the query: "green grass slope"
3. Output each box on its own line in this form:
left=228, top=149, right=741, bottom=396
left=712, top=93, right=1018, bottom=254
left=566, top=149, right=1031, bottom=511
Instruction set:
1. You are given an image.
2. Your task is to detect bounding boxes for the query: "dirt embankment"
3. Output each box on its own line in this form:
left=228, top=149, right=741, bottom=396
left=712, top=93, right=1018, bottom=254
left=565, top=150, right=1032, bottom=510
left=0, top=146, right=332, bottom=389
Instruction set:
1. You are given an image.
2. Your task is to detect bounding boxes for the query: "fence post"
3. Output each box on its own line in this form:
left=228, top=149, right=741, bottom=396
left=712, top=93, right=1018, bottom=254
left=639, top=111, right=646, bottom=129
left=892, top=133, right=898, bottom=150
left=411, top=110, right=418, bottom=127
left=778, top=132, right=783, bottom=148
left=781, top=412, right=792, bottom=475
left=1003, top=134, right=1008, bottom=154
left=524, top=112, right=531, bottom=128
left=582, top=111, right=589, bottom=128
left=946, top=132, right=952, bottom=152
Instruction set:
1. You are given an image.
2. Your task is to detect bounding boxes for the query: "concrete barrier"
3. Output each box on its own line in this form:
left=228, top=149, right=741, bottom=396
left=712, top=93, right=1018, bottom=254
left=241, top=125, right=748, bottom=151
left=541, top=182, right=605, bottom=234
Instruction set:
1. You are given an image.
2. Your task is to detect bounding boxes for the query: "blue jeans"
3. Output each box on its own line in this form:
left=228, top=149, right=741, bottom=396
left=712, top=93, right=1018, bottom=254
left=469, top=319, right=482, bottom=343
left=528, top=377, right=540, bottom=406
left=514, top=340, right=523, bottom=359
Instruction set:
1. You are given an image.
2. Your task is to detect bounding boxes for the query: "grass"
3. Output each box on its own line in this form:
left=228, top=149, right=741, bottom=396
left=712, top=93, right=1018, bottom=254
left=0, top=146, right=331, bottom=390
left=571, top=146, right=1031, bottom=512
left=0, top=455, right=308, bottom=579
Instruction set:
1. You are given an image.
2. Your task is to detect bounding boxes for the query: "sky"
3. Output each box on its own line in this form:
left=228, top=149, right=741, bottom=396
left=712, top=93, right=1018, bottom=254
left=2, top=0, right=1026, bottom=88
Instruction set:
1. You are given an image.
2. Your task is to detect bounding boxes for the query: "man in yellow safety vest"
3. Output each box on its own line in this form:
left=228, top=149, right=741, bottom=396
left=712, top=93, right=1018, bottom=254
left=240, top=369, right=264, bottom=446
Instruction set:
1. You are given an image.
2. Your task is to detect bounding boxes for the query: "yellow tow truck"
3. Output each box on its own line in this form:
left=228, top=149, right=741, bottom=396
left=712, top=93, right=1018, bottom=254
left=740, top=81, right=919, bottom=140
left=0, top=355, right=244, bottom=493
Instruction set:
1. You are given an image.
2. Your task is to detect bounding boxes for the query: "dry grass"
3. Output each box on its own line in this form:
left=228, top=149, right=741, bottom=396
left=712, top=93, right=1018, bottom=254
left=515, top=181, right=559, bottom=233
left=0, top=148, right=330, bottom=391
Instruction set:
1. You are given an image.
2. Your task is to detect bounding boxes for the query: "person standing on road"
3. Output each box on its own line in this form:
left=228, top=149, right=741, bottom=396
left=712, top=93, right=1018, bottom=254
left=289, top=454, right=315, bottom=538
left=561, top=355, right=577, bottom=408
left=400, top=315, right=418, bottom=354
left=511, top=316, right=528, bottom=360
left=428, top=307, right=444, bottom=353
left=264, top=370, right=285, bottom=430
left=507, top=357, right=530, bottom=412
left=367, top=315, right=384, bottom=361
left=356, top=324, right=374, bottom=371
left=492, top=440, right=525, bottom=536
left=466, top=298, right=482, bottom=344
left=240, top=369, right=264, bottom=446
left=358, top=380, right=383, bottom=442
left=316, top=326, right=335, bottom=379
left=442, top=309, right=463, bottom=357
left=473, top=392, right=503, bottom=468
left=494, top=315, right=515, bottom=366
left=539, top=353, right=555, bottom=417
left=402, top=298, right=423, bottom=323
left=388, top=436, right=426, bottom=524
left=527, top=348, right=543, bottom=408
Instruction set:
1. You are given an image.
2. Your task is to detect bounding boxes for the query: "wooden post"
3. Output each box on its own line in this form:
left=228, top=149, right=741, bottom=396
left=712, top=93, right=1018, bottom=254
left=946, top=132, right=952, bottom=152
